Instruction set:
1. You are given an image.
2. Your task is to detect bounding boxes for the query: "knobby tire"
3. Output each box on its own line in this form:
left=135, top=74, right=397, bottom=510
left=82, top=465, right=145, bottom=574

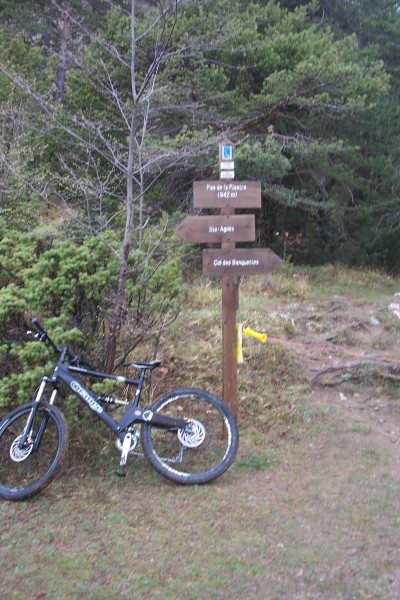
left=0, top=402, right=69, bottom=501
left=141, top=388, right=239, bottom=485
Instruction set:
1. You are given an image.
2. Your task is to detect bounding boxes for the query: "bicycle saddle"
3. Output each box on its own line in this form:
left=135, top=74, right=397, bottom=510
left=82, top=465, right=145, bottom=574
left=123, top=360, right=161, bottom=370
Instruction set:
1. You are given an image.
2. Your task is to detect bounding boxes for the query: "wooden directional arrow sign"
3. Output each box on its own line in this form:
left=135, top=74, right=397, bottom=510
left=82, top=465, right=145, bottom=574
left=202, top=248, right=282, bottom=276
left=176, top=215, right=255, bottom=244
left=193, top=180, right=261, bottom=209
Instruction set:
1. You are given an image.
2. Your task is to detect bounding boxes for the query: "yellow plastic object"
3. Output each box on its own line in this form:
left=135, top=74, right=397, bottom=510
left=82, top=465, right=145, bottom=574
left=244, top=327, right=267, bottom=343
left=236, top=323, right=244, bottom=364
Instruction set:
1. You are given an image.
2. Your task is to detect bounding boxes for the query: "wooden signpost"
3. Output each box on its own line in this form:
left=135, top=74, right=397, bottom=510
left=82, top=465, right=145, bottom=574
left=176, top=140, right=282, bottom=418
left=193, top=180, right=262, bottom=209
left=176, top=214, right=255, bottom=244
left=202, top=248, right=282, bottom=276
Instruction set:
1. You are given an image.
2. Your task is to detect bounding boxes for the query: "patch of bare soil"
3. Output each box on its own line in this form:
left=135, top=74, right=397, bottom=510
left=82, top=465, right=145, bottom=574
left=235, top=294, right=400, bottom=599
left=290, top=296, right=400, bottom=453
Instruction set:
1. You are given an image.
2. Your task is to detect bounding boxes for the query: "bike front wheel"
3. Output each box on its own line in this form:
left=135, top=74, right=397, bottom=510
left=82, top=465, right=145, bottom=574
left=141, top=388, right=239, bottom=485
left=0, top=402, right=69, bottom=501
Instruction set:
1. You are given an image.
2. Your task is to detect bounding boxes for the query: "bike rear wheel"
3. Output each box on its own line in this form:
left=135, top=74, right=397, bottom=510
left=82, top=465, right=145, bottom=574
left=141, top=388, right=238, bottom=485
left=0, top=402, right=69, bottom=501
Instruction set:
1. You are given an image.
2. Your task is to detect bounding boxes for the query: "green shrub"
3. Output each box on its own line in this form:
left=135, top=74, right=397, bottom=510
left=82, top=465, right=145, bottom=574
left=0, top=222, right=184, bottom=410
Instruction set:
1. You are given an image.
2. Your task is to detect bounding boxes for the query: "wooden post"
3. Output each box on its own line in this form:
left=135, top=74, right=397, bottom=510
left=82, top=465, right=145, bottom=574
left=177, top=142, right=282, bottom=421
left=220, top=138, right=238, bottom=418
left=221, top=206, right=239, bottom=418
left=222, top=274, right=238, bottom=418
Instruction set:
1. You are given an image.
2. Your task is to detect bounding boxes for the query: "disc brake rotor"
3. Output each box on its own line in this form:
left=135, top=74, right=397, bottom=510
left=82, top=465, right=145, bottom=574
left=10, top=435, right=34, bottom=462
left=178, top=419, right=206, bottom=448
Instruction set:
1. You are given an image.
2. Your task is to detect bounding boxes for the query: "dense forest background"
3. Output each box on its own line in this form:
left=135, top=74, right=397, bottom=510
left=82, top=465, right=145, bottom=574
left=0, top=0, right=399, bottom=395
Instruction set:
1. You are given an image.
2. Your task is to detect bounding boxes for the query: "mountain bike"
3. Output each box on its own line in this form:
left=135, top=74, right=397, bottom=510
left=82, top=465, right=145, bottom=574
left=0, top=318, right=239, bottom=501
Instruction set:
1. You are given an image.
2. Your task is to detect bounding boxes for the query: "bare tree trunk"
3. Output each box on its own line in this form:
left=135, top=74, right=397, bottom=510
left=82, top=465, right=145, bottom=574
left=104, top=0, right=180, bottom=371
left=138, top=99, right=150, bottom=251
left=55, top=4, right=71, bottom=102
left=105, top=109, right=137, bottom=371
left=104, top=0, right=138, bottom=372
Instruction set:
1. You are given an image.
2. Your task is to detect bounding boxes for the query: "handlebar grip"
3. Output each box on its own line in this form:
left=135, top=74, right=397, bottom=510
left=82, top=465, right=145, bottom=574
left=31, top=317, right=46, bottom=334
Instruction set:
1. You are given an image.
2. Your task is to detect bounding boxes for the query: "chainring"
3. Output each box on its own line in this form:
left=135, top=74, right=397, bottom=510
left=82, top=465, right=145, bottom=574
left=115, top=429, right=139, bottom=454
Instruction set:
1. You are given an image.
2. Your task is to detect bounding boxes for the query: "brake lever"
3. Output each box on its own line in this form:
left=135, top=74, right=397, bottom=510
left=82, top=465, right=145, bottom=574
left=27, top=329, right=46, bottom=341
left=27, top=330, right=39, bottom=339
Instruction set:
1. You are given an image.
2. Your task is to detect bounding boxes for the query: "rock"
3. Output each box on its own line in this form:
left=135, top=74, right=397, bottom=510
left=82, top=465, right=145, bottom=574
left=388, top=303, right=400, bottom=319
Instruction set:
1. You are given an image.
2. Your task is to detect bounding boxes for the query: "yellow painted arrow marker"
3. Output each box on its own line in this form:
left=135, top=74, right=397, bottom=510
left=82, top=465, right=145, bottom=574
left=244, top=327, right=267, bottom=343
left=237, top=324, right=267, bottom=364
left=236, top=323, right=244, bottom=364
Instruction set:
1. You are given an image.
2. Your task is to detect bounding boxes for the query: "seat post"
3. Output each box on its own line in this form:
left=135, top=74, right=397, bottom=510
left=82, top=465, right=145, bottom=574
left=132, top=367, right=147, bottom=407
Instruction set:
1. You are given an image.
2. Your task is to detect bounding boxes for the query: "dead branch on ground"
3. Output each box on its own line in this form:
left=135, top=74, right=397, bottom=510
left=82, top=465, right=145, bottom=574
left=312, top=360, right=400, bottom=386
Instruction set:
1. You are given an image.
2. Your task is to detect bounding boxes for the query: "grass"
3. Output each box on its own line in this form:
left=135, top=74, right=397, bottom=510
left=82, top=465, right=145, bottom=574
left=4, top=432, right=398, bottom=600
left=265, top=263, right=400, bottom=301
left=1, top=264, right=400, bottom=599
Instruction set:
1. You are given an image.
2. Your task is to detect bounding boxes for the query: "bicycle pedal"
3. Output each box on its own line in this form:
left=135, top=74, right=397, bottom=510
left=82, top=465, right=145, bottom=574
left=115, top=467, right=127, bottom=477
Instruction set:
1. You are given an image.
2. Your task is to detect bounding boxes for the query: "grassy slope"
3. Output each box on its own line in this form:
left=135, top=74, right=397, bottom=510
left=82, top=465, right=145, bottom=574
left=1, top=265, right=400, bottom=599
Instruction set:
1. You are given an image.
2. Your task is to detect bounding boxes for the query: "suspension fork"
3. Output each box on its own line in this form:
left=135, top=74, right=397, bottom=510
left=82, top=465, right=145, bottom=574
left=19, top=377, right=57, bottom=449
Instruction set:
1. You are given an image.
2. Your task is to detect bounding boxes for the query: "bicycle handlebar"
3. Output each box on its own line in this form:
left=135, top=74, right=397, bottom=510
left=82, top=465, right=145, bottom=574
left=28, top=318, right=93, bottom=368
left=31, top=317, right=46, bottom=336
left=29, top=317, right=61, bottom=354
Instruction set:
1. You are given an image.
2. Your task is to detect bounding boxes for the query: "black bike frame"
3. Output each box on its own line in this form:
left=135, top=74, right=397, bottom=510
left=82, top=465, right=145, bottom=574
left=29, top=350, right=187, bottom=438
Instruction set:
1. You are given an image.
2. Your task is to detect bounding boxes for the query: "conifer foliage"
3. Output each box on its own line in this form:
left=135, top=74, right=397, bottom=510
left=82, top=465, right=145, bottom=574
left=0, top=1, right=399, bottom=403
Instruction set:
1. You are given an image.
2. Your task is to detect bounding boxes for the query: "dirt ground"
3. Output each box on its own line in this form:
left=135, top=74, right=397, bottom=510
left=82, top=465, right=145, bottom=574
left=240, top=292, right=400, bottom=599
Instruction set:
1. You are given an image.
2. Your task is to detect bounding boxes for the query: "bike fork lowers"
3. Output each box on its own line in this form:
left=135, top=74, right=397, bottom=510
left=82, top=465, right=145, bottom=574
left=20, top=377, right=56, bottom=449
